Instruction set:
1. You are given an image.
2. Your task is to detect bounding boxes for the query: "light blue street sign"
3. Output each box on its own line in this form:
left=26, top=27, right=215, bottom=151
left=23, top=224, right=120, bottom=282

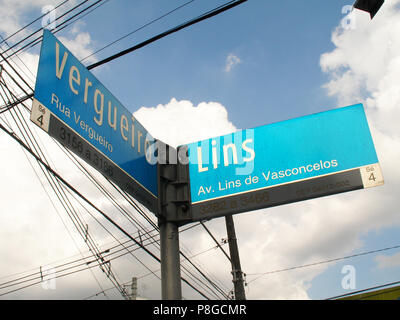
left=185, top=104, right=383, bottom=220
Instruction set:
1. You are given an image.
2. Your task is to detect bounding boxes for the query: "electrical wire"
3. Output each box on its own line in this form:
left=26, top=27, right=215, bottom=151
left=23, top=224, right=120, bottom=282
left=82, top=242, right=227, bottom=300
left=0, top=232, right=156, bottom=293
left=246, top=244, right=400, bottom=284
left=327, top=280, right=400, bottom=300
left=201, top=221, right=231, bottom=262
left=0, top=231, right=222, bottom=298
left=81, top=0, right=197, bottom=62
left=0, top=34, right=36, bottom=84
left=0, top=222, right=203, bottom=297
left=87, top=0, right=248, bottom=69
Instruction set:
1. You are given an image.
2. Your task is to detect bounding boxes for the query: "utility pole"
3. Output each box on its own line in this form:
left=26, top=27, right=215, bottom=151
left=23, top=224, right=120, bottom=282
left=131, top=277, right=137, bottom=300
left=124, top=277, right=137, bottom=300
left=225, top=215, right=246, bottom=300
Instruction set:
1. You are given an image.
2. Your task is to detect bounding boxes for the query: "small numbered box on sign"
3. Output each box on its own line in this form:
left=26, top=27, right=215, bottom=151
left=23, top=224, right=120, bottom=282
left=30, top=98, right=50, bottom=132
left=360, top=163, right=384, bottom=188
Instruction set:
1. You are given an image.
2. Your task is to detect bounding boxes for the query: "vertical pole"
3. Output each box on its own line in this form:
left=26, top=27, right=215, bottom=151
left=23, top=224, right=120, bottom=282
left=160, top=220, right=182, bottom=300
left=225, top=214, right=246, bottom=300
left=131, top=277, right=137, bottom=300
left=158, top=141, right=187, bottom=300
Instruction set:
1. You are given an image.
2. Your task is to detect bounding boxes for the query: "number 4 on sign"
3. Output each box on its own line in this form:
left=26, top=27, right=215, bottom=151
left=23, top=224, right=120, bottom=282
left=30, top=98, right=50, bottom=132
left=360, top=164, right=384, bottom=188
left=37, top=114, right=44, bottom=126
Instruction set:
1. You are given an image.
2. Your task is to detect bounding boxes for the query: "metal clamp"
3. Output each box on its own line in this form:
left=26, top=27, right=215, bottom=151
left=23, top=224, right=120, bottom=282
left=157, top=142, right=192, bottom=225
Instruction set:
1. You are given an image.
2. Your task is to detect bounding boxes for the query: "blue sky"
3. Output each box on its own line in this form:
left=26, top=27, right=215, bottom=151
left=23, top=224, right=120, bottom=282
left=80, top=0, right=347, bottom=129
left=1, top=0, right=400, bottom=300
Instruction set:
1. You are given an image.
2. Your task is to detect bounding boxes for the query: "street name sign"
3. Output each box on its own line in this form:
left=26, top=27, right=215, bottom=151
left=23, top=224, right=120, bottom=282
left=31, top=30, right=158, bottom=213
left=185, top=104, right=384, bottom=221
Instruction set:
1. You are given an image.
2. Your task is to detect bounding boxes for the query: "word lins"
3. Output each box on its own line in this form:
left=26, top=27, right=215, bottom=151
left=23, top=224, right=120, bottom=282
left=190, top=130, right=255, bottom=176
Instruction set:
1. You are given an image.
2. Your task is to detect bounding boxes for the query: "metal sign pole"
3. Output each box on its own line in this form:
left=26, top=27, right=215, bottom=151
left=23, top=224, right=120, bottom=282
left=160, top=220, right=182, bottom=300
left=157, top=143, right=191, bottom=300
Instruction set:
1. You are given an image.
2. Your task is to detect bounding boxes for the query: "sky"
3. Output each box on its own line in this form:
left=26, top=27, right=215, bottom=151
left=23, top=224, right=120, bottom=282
left=0, top=0, right=400, bottom=300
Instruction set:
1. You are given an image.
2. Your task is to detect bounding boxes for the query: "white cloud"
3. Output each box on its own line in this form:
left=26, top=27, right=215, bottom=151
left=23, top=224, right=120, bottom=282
left=58, top=25, right=98, bottom=65
left=134, top=98, right=236, bottom=147
left=0, top=0, right=50, bottom=39
left=375, top=252, right=400, bottom=269
left=320, top=1, right=400, bottom=112
left=224, top=53, right=241, bottom=73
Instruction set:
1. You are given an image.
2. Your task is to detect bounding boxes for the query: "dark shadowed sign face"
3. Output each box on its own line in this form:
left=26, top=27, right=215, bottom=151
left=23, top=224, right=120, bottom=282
left=184, top=104, right=383, bottom=221
left=31, top=30, right=158, bottom=213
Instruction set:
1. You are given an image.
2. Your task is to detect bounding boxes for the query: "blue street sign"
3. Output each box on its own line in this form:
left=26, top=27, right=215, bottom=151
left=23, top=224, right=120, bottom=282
left=185, top=104, right=383, bottom=221
left=32, top=30, right=158, bottom=212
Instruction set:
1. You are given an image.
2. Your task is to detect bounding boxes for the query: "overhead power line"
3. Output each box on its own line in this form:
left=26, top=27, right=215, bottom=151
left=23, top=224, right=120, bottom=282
left=201, top=222, right=231, bottom=262
left=0, top=221, right=204, bottom=297
left=83, top=242, right=227, bottom=300
left=328, top=280, right=400, bottom=300
left=87, top=0, right=248, bottom=69
left=246, top=244, right=400, bottom=284
left=82, top=0, right=197, bottom=62
left=0, top=231, right=159, bottom=296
